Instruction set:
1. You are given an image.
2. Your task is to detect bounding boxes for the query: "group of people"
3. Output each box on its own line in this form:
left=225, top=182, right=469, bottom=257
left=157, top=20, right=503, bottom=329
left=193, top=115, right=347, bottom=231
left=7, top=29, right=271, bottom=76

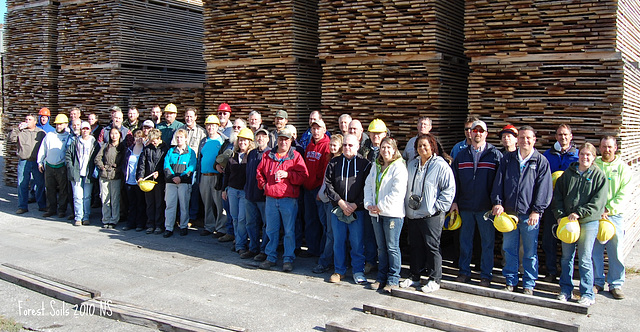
left=10, top=106, right=631, bottom=306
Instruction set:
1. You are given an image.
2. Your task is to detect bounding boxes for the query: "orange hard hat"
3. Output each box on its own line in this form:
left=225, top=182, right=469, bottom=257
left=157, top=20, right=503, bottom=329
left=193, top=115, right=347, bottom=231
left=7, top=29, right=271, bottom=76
left=39, top=107, right=51, bottom=116
left=218, top=103, right=231, bottom=112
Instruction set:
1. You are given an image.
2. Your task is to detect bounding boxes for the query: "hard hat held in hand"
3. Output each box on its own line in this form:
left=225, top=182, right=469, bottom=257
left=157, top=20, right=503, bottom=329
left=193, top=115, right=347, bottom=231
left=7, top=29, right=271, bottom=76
left=552, top=171, right=564, bottom=189
left=556, top=217, right=581, bottom=244
left=138, top=180, right=157, bottom=192
left=597, top=219, right=616, bottom=244
left=493, top=212, right=518, bottom=233
left=443, top=211, right=461, bottom=231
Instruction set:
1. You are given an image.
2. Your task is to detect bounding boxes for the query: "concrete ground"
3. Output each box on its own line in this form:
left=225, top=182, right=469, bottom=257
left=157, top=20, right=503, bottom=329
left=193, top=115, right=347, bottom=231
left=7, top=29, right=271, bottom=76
left=1, top=140, right=639, bottom=331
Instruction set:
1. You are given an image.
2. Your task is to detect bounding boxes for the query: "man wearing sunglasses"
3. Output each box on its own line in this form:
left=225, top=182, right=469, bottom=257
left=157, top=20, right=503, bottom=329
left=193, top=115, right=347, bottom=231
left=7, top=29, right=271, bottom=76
left=450, top=116, right=479, bottom=160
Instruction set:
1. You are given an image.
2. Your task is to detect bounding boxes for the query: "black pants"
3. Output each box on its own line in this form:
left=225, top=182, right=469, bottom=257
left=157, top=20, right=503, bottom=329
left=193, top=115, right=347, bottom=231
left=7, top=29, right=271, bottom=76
left=145, top=182, right=165, bottom=229
left=407, top=213, right=444, bottom=283
left=125, top=184, right=147, bottom=229
left=45, top=165, right=69, bottom=214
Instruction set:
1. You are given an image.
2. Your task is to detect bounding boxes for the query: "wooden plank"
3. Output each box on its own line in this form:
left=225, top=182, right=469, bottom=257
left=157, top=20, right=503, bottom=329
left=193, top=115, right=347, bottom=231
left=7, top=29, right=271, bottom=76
left=363, top=303, right=487, bottom=332
left=0, top=266, right=91, bottom=305
left=472, top=51, right=622, bottom=64
left=2, top=263, right=101, bottom=298
left=439, top=280, right=588, bottom=315
left=390, top=288, right=581, bottom=332
left=325, top=322, right=362, bottom=332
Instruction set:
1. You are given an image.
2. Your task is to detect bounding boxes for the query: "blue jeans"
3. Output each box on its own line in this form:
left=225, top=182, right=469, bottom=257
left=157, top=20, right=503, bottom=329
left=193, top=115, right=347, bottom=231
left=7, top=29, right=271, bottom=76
left=265, top=197, right=298, bottom=263
left=371, top=215, right=403, bottom=285
left=363, top=213, right=378, bottom=264
left=592, top=214, right=625, bottom=289
left=559, top=220, right=599, bottom=299
left=245, top=200, right=266, bottom=253
left=332, top=210, right=365, bottom=275
left=303, top=187, right=325, bottom=256
left=18, top=160, right=45, bottom=210
left=502, top=215, right=539, bottom=289
left=459, top=211, right=495, bottom=279
left=228, top=187, right=248, bottom=251
left=317, top=202, right=334, bottom=268
left=71, top=176, right=93, bottom=221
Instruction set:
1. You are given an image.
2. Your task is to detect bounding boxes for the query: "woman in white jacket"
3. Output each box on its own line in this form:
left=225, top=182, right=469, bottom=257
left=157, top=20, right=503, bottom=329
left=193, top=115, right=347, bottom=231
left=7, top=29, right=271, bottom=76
left=364, top=137, right=408, bottom=292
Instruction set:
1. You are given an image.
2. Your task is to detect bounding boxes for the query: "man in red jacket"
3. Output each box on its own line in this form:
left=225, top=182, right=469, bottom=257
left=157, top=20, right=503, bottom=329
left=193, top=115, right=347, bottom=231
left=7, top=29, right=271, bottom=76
left=256, top=127, right=309, bottom=272
left=302, top=119, right=332, bottom=257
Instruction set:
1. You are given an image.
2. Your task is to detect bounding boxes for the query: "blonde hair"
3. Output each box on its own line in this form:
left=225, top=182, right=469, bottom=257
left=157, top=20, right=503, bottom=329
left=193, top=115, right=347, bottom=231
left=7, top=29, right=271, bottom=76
left=376, top=137, right=402, bottom=165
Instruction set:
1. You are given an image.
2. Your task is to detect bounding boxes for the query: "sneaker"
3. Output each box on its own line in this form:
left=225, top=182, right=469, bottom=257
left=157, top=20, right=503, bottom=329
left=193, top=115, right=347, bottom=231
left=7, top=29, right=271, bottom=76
left=254, top=253, right=268, bottom=262
left=163, top=230, right=173, bottom=238
left=74, top=220, right=82, bottom=226
left=383, top=284, right=398, bottom=293
left=370, top=281, right=383, bottom=290
left=218, top=234, right=234, bottom=242
left=146, top=227, right=155, bottom=234
left=240, top=251, right=257, bottom=259
left=504, top=285, right=515, bottom=292
left=543, top=274, right=557, bottom=283
left=557, top=293, right=569, bottom=302
left=593, top=284, right=604, bottom=294
left=578, top=296, right=595, bottom=306
left=154, top=228, right=163, bottom=235
left=610, top=288, right=625, bottom=299
left=523, top=288, right=534, bottom=296
left=282, top=262, right=293, bottom=272
left=102, top=224, right=110, bottom=229
left=16, top=208, right=28, bottom=214
left=179, top=228, right=188, bottom=236
left=364, top=262, right=376, bottom=274
left=329, top=273, right=344, bottom=283
left=353, top=272, right=367, bottom=284
left=312, top=264, right=330, bottom=274
left=399, top=278, right=420, bottom=288
left=456, top=274, right=471, bottom=283
left=259, top=260, right=276, bottom=270
left=422, top=280, right=440, bottom=293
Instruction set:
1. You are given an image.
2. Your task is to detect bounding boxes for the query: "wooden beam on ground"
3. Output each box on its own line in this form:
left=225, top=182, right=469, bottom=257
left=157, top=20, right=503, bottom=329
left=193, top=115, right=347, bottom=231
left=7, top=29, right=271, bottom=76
left=2, top=263, right=101, bottom=298
left=363, top=303, right=487, bottom=332
left=0, top=265, right=92, bottom=305
left=86, top=298, right=245, bottom=332
left=439, top=280, right=588, bottom=315
left=325, top=321, right=362, bottom=332
left=390, top=289, right=580, bottom=332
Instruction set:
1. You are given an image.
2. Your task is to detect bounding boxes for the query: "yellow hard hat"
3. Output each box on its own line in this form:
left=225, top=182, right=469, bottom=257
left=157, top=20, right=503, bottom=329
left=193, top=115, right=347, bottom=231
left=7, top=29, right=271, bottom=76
left=164, top=103, right=177, bottom=113
left=53, top=114, right=69, bottom=124
left=368, top=119, right=387, bottom=133
left=552, top=171, right=564, bottom=189
left=205, top=115, right=220, bottom=125
left=556, top=217, right=580, bottom=244
left=597, top=218, right=616, bottom=244
left=443, top=211, right=462, bottom=231
left=138, top=180, right=157, bottom=192
left=237, top=128, right=254, bottom=141
left=494, top=213, right=518, bottom=233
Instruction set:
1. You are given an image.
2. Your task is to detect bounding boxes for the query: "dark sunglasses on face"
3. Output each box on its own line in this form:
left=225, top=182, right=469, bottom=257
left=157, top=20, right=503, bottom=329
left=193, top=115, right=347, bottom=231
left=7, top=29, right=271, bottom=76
left=473, top=128, right=485, bottom=133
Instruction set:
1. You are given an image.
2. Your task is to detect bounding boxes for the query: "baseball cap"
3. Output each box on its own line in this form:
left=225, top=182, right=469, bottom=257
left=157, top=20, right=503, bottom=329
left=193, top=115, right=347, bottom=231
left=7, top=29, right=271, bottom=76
left=471, top=120, right=487, bottom=132
left=275, top=110, right=288, bottom=119
left=142, top=120, right=155, bottom=128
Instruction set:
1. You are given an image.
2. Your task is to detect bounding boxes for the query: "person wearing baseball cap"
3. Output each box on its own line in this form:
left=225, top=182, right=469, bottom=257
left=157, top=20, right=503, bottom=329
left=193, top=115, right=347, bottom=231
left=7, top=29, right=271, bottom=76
left=66, top=120, right=100, bottom=226
left=268, top=109, right=289, bottom=148
left=498, top=124, right=518, bottom=154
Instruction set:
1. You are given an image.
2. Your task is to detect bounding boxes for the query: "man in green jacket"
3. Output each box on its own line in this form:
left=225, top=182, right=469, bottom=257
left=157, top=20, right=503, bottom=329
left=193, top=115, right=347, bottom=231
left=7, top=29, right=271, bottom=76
left=593, top=136, right=632, bottom=299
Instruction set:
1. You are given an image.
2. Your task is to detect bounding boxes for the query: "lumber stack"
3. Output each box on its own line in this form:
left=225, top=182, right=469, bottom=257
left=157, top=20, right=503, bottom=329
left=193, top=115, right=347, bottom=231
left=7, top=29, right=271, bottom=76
left=318, top=0, right=468, bottom=149
left=129, top=83, right=206, bottom=117
left=2, top=0, right=59, bottom=186
left=465, top=0, right=640, bottom=255
left=202, top=0, right=321, bottom=132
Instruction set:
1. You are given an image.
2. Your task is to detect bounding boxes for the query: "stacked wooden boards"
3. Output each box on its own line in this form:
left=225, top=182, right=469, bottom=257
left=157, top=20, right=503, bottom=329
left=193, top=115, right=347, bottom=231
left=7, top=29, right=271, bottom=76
left=318, top=0, right=468, bottom=148
left=465, top=0, right=640, bottom=256
left=2, top=0, right=59, bottom=186
left=202, top=0, right=321, bottom=131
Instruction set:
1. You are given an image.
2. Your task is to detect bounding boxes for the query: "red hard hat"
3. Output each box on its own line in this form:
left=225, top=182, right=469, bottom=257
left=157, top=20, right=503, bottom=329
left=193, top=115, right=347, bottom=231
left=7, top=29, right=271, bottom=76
left=39, top=107, right=51, bottom=116
left=218, top=103, right=231, bottom=112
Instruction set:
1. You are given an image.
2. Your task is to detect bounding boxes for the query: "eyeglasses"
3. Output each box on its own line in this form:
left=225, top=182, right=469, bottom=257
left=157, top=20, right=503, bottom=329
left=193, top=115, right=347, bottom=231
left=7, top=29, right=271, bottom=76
left=343, top=143, right=355, bottom=147
left=464, top=128, right=472, bottom=131
left=233, top=126, right=242, bottom=129
left=472, top=128, right=485, bottom=133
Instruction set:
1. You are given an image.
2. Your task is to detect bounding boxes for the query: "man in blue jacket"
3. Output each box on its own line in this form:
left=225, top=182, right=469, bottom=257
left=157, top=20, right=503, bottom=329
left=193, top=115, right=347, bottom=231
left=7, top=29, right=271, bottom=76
left=451, top=120, right=502, bottom=287
left=491, top=126, right=552, bottom=295
left=541, top=124, right=578, bottom=282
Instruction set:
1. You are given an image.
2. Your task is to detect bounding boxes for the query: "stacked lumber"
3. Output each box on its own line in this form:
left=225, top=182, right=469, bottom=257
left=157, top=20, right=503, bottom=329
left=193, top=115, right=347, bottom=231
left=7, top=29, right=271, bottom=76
left=318, top=0, right=468, bottom=149
left=202, top=0, right=321, bottom=131
left=129, top=83, right=206, bottom=118
left=2, top=0, right=59, bottom=186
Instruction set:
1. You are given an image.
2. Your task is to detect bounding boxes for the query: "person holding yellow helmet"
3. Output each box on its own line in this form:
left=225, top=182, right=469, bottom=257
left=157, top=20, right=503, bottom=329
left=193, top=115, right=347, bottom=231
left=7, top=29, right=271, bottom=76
left=551, top=142, right=608, bottom=306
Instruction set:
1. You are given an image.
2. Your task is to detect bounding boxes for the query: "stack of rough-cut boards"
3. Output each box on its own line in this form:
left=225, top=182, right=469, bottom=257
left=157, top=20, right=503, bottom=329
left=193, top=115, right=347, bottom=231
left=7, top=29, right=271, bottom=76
left=465, top=0, right=640, bottom=256
left=317, top=0, right=469, bottom=149
left=202, top=0, right=322, bottom=132
left=2, top=0, right=207, bottom=186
